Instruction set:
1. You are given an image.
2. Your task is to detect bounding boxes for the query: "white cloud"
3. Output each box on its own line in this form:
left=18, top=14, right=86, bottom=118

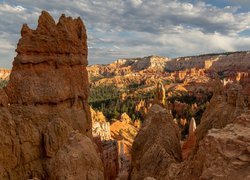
left=0, top=3, right=26, bottom=13
left=1, top=0, right=250, bottom=67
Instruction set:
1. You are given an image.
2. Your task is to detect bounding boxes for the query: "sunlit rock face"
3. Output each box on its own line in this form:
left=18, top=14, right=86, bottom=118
left=0, top=69, right=10, bottom=80
left=0, top=11, right=104, bottom=180
left=182, top=117, right=196, bottom=160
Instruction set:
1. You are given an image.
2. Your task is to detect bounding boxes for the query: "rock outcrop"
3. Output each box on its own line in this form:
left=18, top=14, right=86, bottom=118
left=173, top=111, right=250, bottom=180
left=111, top=118, right=138, bottom=160
left=130, top=79, right=250, bottom=179
left=182, top=117, right=196, bottom=159
left=87, top=56, right=169, bottom=78
left=120, top=112, right=132, bottom=124
left=130, top=104, right=182, bottom=179
left=92, top=108, right=111, bottom=141
left=92, top=121, right=111, bottom=141
left=166, top=51, right=250, bottom=72
left=173, top=68, right=205, bottom=82
left=196, top=79, right=250, bottom=143
left=88, top=51, right=250, bottom=78
left=0, top=11, right=104, bottom=180
left=91, top=107, right=107, bottom=123
left=102, top=140, right=119, bottom=180
left=0, top=68, right=10, bottom=80
left=91, top=108, right=120, bottom=179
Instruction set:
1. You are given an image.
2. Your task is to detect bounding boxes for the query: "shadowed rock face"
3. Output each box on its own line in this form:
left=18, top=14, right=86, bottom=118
left=0, top=11, right=104, bottom=180
left=196, top=79, right=250, bottom=143
left=130, top=104, right=182, bottom=180
left=173, top=111, right=250, bottom=180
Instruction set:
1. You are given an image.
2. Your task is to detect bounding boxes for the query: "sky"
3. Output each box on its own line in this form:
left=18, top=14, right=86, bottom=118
left=1, top=0, right=250, bottom=68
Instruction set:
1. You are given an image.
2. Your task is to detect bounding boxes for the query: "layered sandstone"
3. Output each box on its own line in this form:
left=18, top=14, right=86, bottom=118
left=91, top=108, right=120, bottom=179
left=88, top=51, right=250, bottom=78
left=166, top=51, right=250, bottom=72
left=173, top=68, right=205, bottom=82
left=0, top=11, right=104, bottom=180
left=110, top=117, right=138, bottom=160
left=87, top=56, right=169, bottom=78
left=130, top=104, right=182, bottom=179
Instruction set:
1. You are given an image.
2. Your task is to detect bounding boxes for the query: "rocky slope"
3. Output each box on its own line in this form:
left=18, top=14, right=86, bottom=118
left=0, top=11, right=104, bottom=179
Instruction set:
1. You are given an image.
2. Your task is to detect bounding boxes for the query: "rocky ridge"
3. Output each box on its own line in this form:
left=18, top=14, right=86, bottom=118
left=88, top=51, right=250, bottom=79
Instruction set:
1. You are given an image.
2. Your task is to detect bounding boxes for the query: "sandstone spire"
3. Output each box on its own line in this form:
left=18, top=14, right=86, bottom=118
left=0, top=11, right=104, bottom=179
left=189, top=117, right=196, bottom=137
left=130, top=104, right=182, bottom=179
left=155, top=81, right=166, bottom=106
left=182, top=117, right=197, bottom=159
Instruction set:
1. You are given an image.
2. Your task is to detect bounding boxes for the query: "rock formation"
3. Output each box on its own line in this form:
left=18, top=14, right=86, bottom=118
left=130, top=79, right=250, bottom=179
left=92, top=108, right=111, bottom=141
left=102, top=140, right=119, bottom=180
left=173, top=68, right=205, bottom=82
left=155, top=81, right=166, bottom=106
left=91, top=108, right=120, bottom=179
left=120, top=112, right=132, bottom=124
left=87, top=56, right=169, bottom=78
left=0, top=68, right=10, bottom=80
left=195, top=112, right=250, bottom=179
left=0, top=11, right=104, bottom=179
left=166, top=51, right=250, bottom=72
left=91, top=107, right=107, bottom=123
left=173, top=111, right=250, bottom=180
left=130, top=104, right=182, bottom=179
left=92, top=121, right=111, bottom=140
left=111, top=118, right=138, bottom=160
left=195, top=79, right=249, bottom=143
left=182, top=117, right=196, bottom=159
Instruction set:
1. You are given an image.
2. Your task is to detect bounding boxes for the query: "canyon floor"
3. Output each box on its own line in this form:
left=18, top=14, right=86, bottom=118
left=0, top=11, right=250, bottom=180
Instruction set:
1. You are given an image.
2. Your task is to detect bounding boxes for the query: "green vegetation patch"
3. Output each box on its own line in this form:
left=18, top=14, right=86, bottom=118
left=0, top=80, right=8, bottom=89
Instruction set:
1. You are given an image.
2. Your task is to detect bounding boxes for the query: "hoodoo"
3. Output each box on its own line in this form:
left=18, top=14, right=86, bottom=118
left=0, top=11, right=104, bottom=179
left=130, top=104, right=182, bottom=179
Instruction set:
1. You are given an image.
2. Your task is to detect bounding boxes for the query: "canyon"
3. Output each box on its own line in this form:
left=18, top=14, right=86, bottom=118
left=0, top=11, right=250, bottom=180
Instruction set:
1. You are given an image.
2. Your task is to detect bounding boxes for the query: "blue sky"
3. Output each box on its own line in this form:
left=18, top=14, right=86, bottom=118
left=1, top=0, right=250, bottom=68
